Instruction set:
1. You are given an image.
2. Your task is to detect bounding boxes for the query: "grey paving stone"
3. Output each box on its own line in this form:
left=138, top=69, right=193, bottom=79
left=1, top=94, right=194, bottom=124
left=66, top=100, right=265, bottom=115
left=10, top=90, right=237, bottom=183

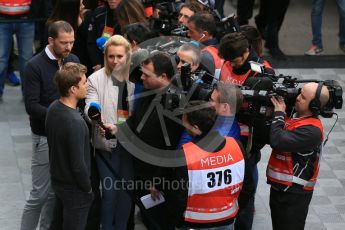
left=319, top=170, right=337, bottom=179
left=13, top=143, right=32, bottom=158
left=316, top=179, right=343, bottom=188
left=334, top=69, right=345, bottom=74
left=317, top=213, right=345, bottom=223
left=0, top=183, right=25, bottom=202
left=323, top=223, right=345, bottom=230
left=0, top=167, right=21, bottom=183
left=0, top=154, right=17, bottom=167
left=311, top=196, right=333, bottom=206
left=334, top=170, right=345, bottom=179
left=305, top=222, right=326, bottom=230
left=306, top=214, right=323, bottom=223
left=252, top=214, right=272, bottom=230
left=329, top=197, right=345, bottom=205
left=0, top=218, right=21, bottom=230
left=315, top=69, right=337, bottom=75
left=327, top=162, right=345, bottom=171
left=322, top=187, right=345, bottom=196
left=0, top=201, right=25, bottom=221
left=335, top=205, right=345, bottom=214
left=10, top=127, right=31, bottom=137
left=12, top=135, right=32, bottom=144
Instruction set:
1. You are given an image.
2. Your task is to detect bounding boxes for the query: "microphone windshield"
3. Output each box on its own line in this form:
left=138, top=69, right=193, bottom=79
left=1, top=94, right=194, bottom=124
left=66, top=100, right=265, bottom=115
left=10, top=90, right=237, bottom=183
left=88, top=102, right=101, bottom=120
left=245, top=77, right=273, bottom=91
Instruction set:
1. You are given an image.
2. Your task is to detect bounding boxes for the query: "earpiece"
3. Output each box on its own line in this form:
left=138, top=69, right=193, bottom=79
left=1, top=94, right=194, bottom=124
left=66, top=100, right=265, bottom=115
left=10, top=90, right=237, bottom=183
left=198, top=33, right=206, bottom=41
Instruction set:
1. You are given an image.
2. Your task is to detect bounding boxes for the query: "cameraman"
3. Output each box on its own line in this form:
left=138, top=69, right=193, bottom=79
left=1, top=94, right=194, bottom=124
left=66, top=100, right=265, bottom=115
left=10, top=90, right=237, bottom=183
left=187, top=12, right=222, bottom=79
left=268, top=83, right=329, bottom=230
left=218, top=32, right=274, bottom=85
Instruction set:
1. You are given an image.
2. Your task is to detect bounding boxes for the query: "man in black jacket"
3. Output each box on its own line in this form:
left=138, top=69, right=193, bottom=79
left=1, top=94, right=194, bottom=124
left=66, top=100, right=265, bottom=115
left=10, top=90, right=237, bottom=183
left=87, top=0, right=121, bottom=73
left=46, top=62, right=92, bottom=230
left=268, top=83, right=329, bottom=230
left=22, top=21, right=79, bottom=230
left=103, top=52, right=184, bottom=230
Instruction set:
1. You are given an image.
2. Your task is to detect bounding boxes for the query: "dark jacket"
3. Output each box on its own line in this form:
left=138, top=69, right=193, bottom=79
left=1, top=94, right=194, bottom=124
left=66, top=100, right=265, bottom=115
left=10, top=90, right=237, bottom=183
left=24, top=49, right=79, bottom=136
left=73, top=10, right=94, bottom=75
left=118, top=87, right=184, bottom=182
left=268, top=111, right=323, bottom=194
left=87, top=2, right=121, bottom=68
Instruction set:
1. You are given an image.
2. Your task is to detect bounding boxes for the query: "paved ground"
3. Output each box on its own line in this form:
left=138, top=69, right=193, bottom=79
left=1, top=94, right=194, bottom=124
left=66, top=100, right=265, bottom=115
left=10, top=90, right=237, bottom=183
left=1, top=67, right=345, bottom=229
left=224, top=0, right=345, bottom=56
left=1, top=1, right=345, bottom=229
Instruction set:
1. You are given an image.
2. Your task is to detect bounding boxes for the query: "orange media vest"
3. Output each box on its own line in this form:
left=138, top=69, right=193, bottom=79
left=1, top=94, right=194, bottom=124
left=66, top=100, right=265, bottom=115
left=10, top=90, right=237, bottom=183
left=266, top=117, right=324, bottom=191
left=182, top=137, right=245, bottom=223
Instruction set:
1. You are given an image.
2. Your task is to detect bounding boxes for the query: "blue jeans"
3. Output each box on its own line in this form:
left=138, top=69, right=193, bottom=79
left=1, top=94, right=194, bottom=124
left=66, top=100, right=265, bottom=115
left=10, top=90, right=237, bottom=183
left=311, top=0, right=345, bottom=47
left=0, top=21, right=34, bottom=95
left=95, top=145, right=133, bottom=230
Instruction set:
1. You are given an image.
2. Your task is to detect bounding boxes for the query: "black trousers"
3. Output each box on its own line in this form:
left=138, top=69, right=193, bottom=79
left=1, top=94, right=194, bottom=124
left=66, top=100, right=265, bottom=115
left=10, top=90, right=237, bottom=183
left=261, top=0, right=290, bottom=48
left=237, top=0, right=256, bottom=25
left=50, top=186, right=94, bottom=230
left=215, top=0, right=226, bottom=17
left=270, top=187, right=313, bottom=230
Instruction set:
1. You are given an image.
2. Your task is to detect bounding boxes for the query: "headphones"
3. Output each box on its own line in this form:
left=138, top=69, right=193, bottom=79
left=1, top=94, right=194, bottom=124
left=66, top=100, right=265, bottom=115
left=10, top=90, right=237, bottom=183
left=309, top=82, right=324, bottom=114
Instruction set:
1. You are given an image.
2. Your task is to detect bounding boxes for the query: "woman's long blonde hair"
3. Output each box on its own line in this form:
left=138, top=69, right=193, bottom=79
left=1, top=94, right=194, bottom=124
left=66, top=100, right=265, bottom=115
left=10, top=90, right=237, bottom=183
left=104, top=35, right=132, bottom=80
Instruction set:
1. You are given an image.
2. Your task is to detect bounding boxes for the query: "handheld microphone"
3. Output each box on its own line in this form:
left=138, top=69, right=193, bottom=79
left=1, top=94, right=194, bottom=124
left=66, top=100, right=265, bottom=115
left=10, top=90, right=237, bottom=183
left=87, top=102, right=113, bottom=140
left=96, top=37, right=108, bottom=52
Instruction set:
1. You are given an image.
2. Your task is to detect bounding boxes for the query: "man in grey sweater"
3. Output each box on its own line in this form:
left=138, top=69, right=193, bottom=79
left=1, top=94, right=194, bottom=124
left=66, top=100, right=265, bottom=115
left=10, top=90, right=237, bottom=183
left=46, top=63, right=92, bottom=230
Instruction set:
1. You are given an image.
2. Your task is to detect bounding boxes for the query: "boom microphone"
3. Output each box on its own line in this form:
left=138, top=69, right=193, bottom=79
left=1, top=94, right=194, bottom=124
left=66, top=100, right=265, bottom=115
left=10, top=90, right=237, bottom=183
left=87, top=102, right=113, bottom=140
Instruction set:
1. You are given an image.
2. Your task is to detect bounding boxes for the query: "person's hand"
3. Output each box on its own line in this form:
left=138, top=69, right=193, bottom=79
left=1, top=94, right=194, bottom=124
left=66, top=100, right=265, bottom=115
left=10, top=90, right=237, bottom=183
left=149, top=186, right=162, bottom=201
left=270, top=96, right=286, bottom=112
left=92, top=64, right=102, bottom=72
left=99, top=123, right=117, bottom=136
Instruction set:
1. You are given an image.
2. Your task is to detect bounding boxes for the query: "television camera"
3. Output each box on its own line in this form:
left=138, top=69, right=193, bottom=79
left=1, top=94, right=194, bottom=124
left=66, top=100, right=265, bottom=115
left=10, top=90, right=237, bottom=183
left=238, top=62, right=343, bottom=127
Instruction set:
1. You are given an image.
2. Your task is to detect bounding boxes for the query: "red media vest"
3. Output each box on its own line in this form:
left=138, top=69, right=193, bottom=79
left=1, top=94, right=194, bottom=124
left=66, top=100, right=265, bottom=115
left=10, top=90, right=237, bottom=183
left=266, top=117, right=324, bottom=190
left=220, top=60, right=272, bottom=85
left=0, top=0, right=31, bottom=15
left=182, top=137, right=245, bottom=223
left=202, top=46, right=224, bottom=81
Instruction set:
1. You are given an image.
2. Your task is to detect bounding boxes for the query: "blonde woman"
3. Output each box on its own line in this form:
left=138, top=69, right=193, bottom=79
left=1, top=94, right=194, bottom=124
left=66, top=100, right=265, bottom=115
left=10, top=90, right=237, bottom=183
left=85, top=35, right=134, bottom=230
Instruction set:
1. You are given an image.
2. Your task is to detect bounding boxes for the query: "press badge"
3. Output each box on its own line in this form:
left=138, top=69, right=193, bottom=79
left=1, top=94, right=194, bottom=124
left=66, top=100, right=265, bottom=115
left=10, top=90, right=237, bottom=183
left=117, top=109, right=129, bottom=124
left=102, top=26, right=114, bottom=39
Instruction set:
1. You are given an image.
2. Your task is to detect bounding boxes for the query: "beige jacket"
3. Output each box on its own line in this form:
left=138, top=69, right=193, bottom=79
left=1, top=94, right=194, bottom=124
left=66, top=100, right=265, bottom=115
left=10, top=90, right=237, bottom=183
left=85, top=67, right=135, bottom=151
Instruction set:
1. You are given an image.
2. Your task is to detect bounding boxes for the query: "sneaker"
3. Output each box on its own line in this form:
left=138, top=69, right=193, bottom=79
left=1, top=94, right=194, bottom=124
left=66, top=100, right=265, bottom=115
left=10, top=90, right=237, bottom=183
left=340, top=44, right=345, bottom=53
left=305, top=45, right=323, bottom=55
left=7, top=72, right=21, bottom=86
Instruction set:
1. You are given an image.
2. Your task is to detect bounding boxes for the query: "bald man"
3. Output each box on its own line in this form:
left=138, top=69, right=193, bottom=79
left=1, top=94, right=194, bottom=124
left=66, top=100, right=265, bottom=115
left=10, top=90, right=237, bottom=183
left=266, top=82, right=329, bottom=230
